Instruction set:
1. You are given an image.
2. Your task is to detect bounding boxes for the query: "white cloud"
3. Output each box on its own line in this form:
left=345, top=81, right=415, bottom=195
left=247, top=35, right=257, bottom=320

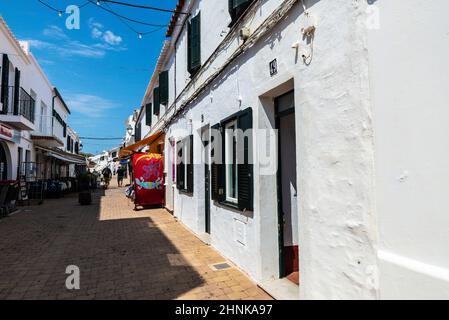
left=66, top=94, right=121, bottom=118
left=88, top=18, right=123, bottom=46
left=102, top=30, right=122, bottom=45
left=91, top=27, right=103, bottom=39
left=27, top=39, right=105, bottom=58
left=43, top=25, right=68, bottom=40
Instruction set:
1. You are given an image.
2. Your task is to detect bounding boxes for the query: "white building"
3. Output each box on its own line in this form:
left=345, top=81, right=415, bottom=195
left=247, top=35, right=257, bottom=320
left=1, top=16, right=85, bottom=183
left=133, top=0, right=449, bottom=299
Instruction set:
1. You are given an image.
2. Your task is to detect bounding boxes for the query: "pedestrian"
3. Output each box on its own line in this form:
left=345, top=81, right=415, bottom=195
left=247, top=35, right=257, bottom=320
left=117, top=166, right=125, bottom=187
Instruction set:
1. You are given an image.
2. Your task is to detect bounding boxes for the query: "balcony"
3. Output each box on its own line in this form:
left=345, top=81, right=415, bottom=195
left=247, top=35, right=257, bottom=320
left=31, top=115, right=64, bottom=148
left=0, top=86, right=35, bottom=131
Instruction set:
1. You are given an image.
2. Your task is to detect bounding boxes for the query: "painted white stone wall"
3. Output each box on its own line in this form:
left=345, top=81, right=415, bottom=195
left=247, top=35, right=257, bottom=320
left=137, top=0, right=449, bottom=299
left=155, top=0, right=379, bottom=299
left=367, top=0, right=449, bottom=299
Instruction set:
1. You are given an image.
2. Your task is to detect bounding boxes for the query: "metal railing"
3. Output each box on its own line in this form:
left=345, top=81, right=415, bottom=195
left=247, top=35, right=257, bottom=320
left=0, top=86, right=35, bottom=123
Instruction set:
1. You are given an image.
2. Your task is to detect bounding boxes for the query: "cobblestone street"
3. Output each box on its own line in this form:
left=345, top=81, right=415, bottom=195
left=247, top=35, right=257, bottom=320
left=0, top=180, right=271, bottom=300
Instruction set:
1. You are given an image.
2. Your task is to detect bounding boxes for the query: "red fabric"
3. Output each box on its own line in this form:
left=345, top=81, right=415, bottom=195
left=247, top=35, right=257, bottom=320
left=133, top=153, right=165, bottom=206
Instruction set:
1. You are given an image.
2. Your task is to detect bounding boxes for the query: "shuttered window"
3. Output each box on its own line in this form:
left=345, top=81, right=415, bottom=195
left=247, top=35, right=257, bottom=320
left=176, top=135, right=194, bottom=194
left=159, top=71, right=169, bottom=105
left=1, top=54, right=10, bottom=113
left=153, top=87, right=160, bottom=115
left=145, top=103, right=152, bottom=126
left=13, top=68, right=20, bottom=115
left=187, top=12, right=201, bottom=75
left=135, top=123, right=141, bottom=142
left=228, top=0, right=254, bottom=25
left=211, top=108, right=253, bottom=211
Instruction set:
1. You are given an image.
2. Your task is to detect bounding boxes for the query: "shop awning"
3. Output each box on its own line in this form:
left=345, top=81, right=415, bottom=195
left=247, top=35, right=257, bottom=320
left=46, top=152, right=86, bottom=165
left=36, top=146, right=87, bottom=165
left=119, top=130, right=165, bottom=159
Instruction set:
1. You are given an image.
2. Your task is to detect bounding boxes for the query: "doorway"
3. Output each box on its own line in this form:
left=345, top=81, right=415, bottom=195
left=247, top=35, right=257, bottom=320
left=0, top=143, right=8, bottom=180
left=275, top=90, right=299, bottom=285
left=202, top=125, right=211, bottom=234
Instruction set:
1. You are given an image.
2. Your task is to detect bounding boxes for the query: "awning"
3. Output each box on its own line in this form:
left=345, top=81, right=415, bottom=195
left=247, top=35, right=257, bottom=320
left=36, top=146, right=87, bottom=165
left=119, top=130, right=165, bottom=159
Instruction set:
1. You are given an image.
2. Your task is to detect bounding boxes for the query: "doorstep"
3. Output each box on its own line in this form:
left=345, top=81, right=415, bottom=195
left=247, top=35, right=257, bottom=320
left=259, top=278, right=299, bottom=300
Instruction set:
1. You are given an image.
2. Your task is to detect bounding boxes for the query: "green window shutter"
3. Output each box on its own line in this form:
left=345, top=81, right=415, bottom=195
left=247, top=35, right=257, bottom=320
left=233, top=0, right=250, bottom=8
left=229, top=0, right=253, bottom=24
left=1, top=54, right=9, bottom=112
left=145, top=103, right=152, bottom=126
left=159, top=71, right=169, bottom=105
left=13, top=68, right=20, bottom=115
left=188, top=13, right=201, bottom=75
left=153, top=87, right=160, bottom=115
left=63, top=122, right=67, bottom=137
left=211, top=123, right=225, bottom=202
left=237, top=108, right=253, bottom=211
left=186, top=135, right=194, bottom=193
left=176, top=141, right=185, bottom=190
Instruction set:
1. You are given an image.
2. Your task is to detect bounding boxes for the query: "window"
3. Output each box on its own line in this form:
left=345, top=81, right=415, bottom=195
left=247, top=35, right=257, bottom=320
left=1, top=54, right=10, bottom=114
left=211, top=108, right=253, bottom=211
left=159, top=70, right=169, bottom=105
left=225, top=120, right=238, bottom=203
left=187, top=12, right=201, bottom=75
left=135, top=123, right=141, bottom=142
left=67, top=136, right=71, bottom=151
left=176, top=135, right=194, bottom=193
left=153, top=87, right=160, bottom=116
left=228, top=0, right=254, bottom=26
left=145, top=103, right=152, bottom=126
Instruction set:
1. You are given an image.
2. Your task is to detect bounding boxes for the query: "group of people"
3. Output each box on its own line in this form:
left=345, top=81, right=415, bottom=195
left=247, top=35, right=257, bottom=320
left=101, top=166, right=126, bottom=188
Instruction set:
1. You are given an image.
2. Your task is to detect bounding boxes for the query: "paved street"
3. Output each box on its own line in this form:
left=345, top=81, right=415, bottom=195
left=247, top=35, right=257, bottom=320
left=0, top=180, right=271, bottom=300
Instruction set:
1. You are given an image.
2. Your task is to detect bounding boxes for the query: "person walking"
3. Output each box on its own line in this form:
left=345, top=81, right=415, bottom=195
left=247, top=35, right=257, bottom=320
left=102, top=167, right=112, bottom=189
left=117, top=166, right=125, bottom=187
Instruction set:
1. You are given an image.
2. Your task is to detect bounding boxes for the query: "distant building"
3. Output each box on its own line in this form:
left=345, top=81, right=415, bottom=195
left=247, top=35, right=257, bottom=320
left=0, top=16, right=85, bottom=182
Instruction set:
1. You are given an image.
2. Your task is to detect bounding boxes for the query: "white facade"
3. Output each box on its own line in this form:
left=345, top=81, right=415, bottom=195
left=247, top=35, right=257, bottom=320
left=1, top=16, right=83, bottom=181
left=134, top=0, right=448, bottom=299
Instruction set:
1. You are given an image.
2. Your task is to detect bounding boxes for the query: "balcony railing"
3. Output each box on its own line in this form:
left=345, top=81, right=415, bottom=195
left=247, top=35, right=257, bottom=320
left=0, top=86, right=35, bottom=123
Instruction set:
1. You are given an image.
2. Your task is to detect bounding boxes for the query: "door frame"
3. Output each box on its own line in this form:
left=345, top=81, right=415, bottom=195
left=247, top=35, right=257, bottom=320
left=275, top=90, right=295, bottom=278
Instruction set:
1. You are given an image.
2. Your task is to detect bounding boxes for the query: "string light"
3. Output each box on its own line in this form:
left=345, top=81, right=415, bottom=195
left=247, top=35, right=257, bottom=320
left=37, top=0, right=172, bottom=39
left=99, top=0, right=189, bottom=15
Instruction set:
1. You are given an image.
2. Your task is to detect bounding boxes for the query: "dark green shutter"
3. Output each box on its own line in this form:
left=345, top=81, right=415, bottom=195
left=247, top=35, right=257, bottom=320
left=211, top=123, right=225, bottom=202
left=153, top=87, right=160, bottom=115
left=159, top=71, right=169, bottom=105
left=188, top=13, right=201, bottom=75
left=145, top=103, right=152, bottom=126
left=176, top=141, right=185, bottom=190
left=63, top=122, right=67, bottom=137
left=233, top=0, right=250, bottom=8
left=186, top=135, right=194, bottom=193
left=1, top=54, right=10, bottom=113
left=13, top=68, right=20, bottom=115
left=237, top=108, right=253, bottom=211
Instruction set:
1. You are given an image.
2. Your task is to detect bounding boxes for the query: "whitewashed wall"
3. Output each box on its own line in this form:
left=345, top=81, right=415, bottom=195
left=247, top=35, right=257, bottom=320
left=162, top=0, right=379, bottom=299
left=367, top=0, right=449, bottom=299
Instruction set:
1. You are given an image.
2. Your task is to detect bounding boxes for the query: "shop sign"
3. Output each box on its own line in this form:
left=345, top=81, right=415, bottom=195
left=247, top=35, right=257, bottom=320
left=0, top=124, right=14, bottom=141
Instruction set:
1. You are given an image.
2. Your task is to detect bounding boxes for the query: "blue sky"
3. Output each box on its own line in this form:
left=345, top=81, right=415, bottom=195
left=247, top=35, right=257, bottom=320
left=0, top=0, right=178, bottom=154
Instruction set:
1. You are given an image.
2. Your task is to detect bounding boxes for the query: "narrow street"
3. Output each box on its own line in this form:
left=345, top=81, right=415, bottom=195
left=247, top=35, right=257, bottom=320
left=0, top=180, right=271, bottom=300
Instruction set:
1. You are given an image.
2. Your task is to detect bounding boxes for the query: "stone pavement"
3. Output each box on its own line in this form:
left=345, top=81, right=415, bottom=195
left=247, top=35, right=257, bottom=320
left=0, top=179, right=272, bottom=300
